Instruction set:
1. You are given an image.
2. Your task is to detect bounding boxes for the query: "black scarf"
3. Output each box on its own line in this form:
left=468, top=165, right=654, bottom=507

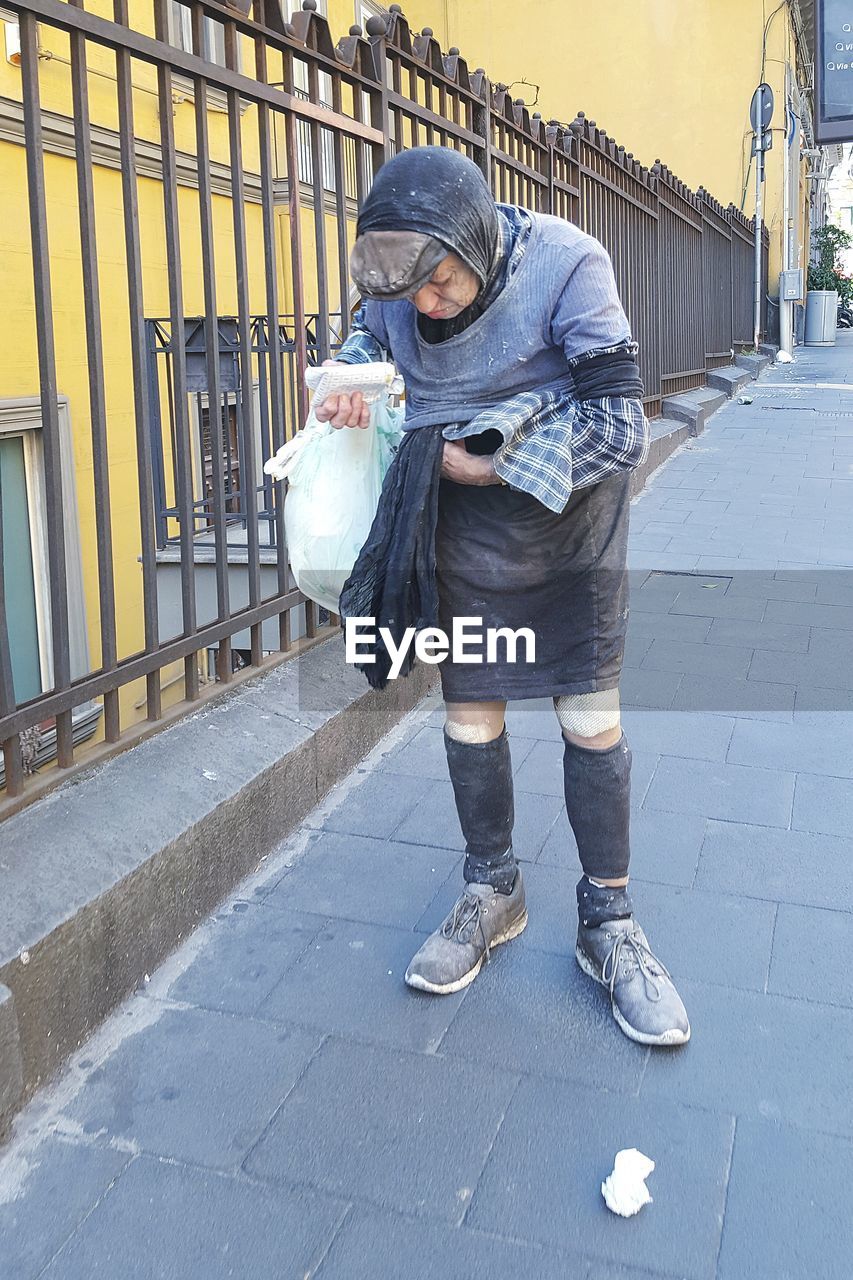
left=340, top=149, right=506, bottom=689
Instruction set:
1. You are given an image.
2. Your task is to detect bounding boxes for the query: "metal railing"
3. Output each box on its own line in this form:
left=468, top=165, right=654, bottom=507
left=0, top=0, right=768, bottom=808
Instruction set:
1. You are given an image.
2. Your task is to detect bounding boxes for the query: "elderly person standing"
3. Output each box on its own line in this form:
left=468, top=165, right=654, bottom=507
left=316, top=147, right=689, bottom=1047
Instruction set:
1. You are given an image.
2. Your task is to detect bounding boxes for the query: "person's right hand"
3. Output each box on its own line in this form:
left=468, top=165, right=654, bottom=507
left=313, top=358, right=371, bottom=429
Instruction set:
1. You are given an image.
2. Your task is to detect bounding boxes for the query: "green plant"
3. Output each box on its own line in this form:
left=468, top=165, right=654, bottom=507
left=807, top=223, right=853, bottom=305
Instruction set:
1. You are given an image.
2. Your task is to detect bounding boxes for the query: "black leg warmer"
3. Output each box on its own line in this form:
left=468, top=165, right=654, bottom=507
left=562, top=731, right=632, bottom=883
left=444, top=728, right=517, bottom=893
left=576, top=876, right=634, bottom=929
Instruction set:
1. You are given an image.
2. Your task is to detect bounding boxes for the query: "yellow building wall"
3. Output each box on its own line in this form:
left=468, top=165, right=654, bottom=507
left=0, top=8, right=273, bottom=732
left=402, top=0, right=807, bottom=282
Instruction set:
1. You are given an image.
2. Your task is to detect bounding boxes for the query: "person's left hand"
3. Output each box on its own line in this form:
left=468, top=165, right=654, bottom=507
left=441, top=441, right=501, bottom=486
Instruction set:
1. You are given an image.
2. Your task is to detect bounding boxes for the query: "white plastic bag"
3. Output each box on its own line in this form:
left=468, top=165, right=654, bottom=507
left=264, top=400, right=403, bottom=613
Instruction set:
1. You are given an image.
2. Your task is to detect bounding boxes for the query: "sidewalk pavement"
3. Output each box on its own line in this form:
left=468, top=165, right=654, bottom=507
left=2, top=336, right=853, bottom=1280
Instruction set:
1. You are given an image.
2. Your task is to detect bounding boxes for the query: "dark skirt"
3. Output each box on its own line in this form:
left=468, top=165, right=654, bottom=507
left=435, top=451, right=632, bottom=703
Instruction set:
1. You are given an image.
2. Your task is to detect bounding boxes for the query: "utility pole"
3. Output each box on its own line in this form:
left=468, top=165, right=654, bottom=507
left=750, top=83, right=774, bottom=350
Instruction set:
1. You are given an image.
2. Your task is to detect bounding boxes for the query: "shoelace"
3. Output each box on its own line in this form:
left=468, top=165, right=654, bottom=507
left=600, top=928, right=672, bottom=1005
left=441, top=890, right=491, bottom=962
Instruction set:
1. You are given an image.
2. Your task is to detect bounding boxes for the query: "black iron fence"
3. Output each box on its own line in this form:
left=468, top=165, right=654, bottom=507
left=0, top=0, right=768, bottom=809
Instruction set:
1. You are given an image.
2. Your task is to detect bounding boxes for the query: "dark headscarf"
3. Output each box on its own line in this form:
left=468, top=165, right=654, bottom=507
left=353, top=147, right=505, bottom=342
left=340, top=150, right=508, bottom=688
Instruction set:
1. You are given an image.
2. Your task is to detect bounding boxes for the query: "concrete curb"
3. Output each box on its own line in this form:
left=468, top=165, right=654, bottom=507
left=0, top=639, right=435, bottom=1139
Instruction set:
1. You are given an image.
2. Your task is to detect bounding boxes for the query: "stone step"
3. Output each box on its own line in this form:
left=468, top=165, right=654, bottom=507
left=706, top=365, right=754, bottom=398
left=661, top=387, right=727, bottom=435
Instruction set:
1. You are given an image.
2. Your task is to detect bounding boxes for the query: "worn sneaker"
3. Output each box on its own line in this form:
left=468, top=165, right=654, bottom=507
left=405, top=873, right=527, bottom=995
left=576, top=916, right=690, bottom=1046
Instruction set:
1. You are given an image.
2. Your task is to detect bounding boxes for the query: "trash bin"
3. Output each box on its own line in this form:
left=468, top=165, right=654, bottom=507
left=804, top=290, right=838, bottom=345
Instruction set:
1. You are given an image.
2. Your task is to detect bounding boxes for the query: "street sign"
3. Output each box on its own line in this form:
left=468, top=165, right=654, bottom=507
left=750, top=82, right=774, bottom=134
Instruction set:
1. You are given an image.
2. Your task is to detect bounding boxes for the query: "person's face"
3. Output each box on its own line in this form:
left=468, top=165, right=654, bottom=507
left=409, top=253, right=480, bottom=320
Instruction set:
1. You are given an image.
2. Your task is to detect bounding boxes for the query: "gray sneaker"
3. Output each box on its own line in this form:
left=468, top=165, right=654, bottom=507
left=405, top=873, right=527, bottom=995
left=576, top=916, right=690, bottom=1046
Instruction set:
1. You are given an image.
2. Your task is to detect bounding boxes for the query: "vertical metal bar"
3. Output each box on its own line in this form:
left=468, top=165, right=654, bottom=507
left=115, top=3, right=161, bottom=720
left=153, top=0, right=198, bottom=699
left=331, top=72, right=351, bottom=344
left=68, top=0, right=120, bottom=742
left=19, top=11, right=73, bottom=768
left=308, top=62, right=331, bottom=363
left=284, top=94, right=310, bottom=425
left=255, top=26, right=291, bottom=651
left=0, top=486, right=25, bottom=797
left=191, top=1, right=231, bottom=683
left=224, top=20, right=262, bottom=666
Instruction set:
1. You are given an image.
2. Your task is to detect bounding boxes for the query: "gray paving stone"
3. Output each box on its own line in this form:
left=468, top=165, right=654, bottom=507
left=40, top=1153, right=347, bottom=1280
left=705, top=616, right=811, bottom=652
left=512, top=739, right=565, bottom=796
left=620, top=667, right=683, bottom=709
left=792, top=771, right=853, bottom=838
left=623, top=631, right=655, bottom=667
left=672, top=674, right=795, bottom=720
left=627, top=549, right=700, bottom=572
left=727, top=717, right=853, bottom=779
left=438, top=945, right=648, bottom=1089
left=264, top=831, right=458, bottom=928
left=257, top=918, right=467, bottom=1053
left=244, top=1037, right=517, bottom=1223
left=717, top=1119, right=853, bottom=1280
left=0, top=1137, right=130, bottom=1280
left=393, top=778, right=563, bottom=862
left=641, top=980, right=853, bottom=1137
left=748, top=646, right=853, bottom=691
left=60, top=1006, right=320, bottom=1170
left=627, top=533, right=673, bottom=553
left=159, top=905, right=324, bottom=1015
left=466, top=1075, right=732, bottom=1280
left=314, top=1207, right=585, bottom=1280
left=626, top=611, right=713, bottom=643
left=551, top=808, right=706, bottom=888
left=628, top=882, right=775, bottom=992
left=504, top=697, right=563, bottom=741
left=725, top=575, right=818, bottom=605
left=620, top=709, right=734, bottom=761
left=794, top=684, right=853, bottom=712
left=661, top=497, right=730, bottom=516
left=769, top=904, right=853, bottom=1008
left=379, top=725, right=453, bottom=780
left=697, top=820, right=853, bottom=909
left=641, top=638, right=753, bottom=680
left=668, top=592, right=766, bottom=621
left=312, top=769, right=435, bottom=838
left=765, top=598, right=853, bottom=630
left=644, top=757, right=795, bottom=828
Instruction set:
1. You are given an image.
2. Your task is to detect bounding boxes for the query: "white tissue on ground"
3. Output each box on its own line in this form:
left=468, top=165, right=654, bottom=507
left=601, top=1148, right=655, bottom=1217
left=775, top=350, right=795, bottom=364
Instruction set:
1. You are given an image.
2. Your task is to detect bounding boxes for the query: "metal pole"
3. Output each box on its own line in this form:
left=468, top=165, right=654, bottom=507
left=754, top=147, right=764, bottom=351
left=779, top=65, right=793, bottom=355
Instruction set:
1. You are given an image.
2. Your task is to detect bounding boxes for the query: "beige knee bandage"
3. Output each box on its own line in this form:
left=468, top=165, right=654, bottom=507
left=444, top=719, right=502, bottom=744
left=554, top=689, right=621, bottom=738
